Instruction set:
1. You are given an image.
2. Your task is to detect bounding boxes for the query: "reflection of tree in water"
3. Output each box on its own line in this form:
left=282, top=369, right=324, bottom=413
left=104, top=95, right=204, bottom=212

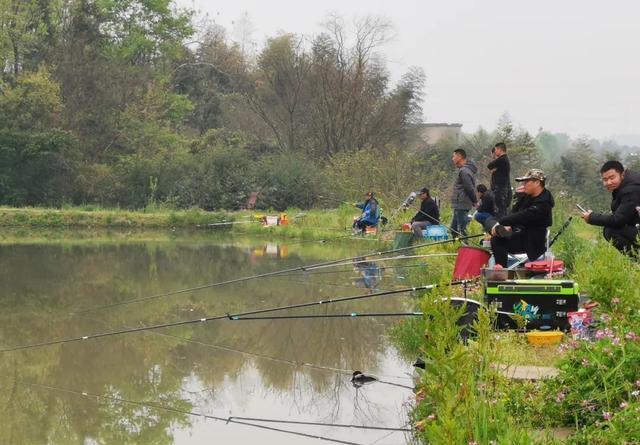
left=0, top=241, right=409, bottom=443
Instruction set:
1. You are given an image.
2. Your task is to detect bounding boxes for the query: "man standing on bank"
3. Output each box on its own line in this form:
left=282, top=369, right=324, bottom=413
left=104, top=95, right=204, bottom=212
left=581, top=160, right=640, bottom=256
left=451, top=149, right=478, bottom=237
left=410, top=187, right=440, bottom=239
left=487, top=142, right=511, bottom=218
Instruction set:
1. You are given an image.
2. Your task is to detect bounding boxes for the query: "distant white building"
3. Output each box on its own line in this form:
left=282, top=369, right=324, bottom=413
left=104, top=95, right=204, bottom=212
left=416, top=123, right=463, bottom=145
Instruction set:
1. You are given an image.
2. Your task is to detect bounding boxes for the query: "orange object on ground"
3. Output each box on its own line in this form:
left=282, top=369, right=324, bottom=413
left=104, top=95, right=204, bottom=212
left=452, top=246, right=491, bottom=280
left=402, top=223, right=411, bottom=232
left=279, top=213, right=288, bottom=225
left=365, top=226, right=378, bottom=235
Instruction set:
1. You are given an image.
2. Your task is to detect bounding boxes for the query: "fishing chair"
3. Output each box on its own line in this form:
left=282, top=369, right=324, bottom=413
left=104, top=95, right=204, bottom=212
left=506, top=228, right=551, bottom=269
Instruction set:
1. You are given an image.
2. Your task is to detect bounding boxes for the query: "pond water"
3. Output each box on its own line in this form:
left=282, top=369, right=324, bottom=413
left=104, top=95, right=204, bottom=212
left=0, top=232, right=424, bottom=445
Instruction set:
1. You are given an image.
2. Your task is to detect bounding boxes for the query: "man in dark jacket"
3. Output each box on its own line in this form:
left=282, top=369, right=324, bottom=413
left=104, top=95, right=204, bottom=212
left=451, top=148, right=478, bottom=237
left=485, top=169, right=554, bottom=267
left=473, top=184, right=495, bottom=225
left=411, top=187, right=440, bottom=238
left=487, top=142, right=511, bottom=218
left=581, top=160, right=640, bottom=256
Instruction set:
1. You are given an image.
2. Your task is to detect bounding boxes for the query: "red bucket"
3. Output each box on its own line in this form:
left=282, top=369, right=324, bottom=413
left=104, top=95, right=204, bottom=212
left=452, top=246, right=491, bottom=280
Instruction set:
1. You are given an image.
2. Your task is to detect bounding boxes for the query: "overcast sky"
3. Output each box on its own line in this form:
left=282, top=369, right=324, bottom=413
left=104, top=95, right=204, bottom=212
left=176, top=0, right=640, bottom=141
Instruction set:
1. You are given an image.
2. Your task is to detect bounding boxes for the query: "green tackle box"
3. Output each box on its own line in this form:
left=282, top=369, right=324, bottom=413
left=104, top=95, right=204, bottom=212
left=484, top=279, right=579, bottom=331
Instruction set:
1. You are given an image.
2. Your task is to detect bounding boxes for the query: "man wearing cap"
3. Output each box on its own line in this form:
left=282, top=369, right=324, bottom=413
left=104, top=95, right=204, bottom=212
left=581, top=160, right=640, bottom=256
left=485, top=169, right=555, bottom=268
left=410, top=188, right=440, bottom=239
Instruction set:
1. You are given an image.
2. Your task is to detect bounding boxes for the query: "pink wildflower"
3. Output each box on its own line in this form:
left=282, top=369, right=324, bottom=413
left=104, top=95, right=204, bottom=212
left=619, top=402, right=628, bottom=409
left=611, top=297, right=620, bottom=305
left=595, top=330, right=605, bottom=340
left=612, top=337, right=621, bottom=346
left=581, top=358, right=590, bottom=366
left=602, top=411, right=612, bottom=421
left=556, top=391, right=566, bottom=403
left=625, top=331, right=638, bottom=341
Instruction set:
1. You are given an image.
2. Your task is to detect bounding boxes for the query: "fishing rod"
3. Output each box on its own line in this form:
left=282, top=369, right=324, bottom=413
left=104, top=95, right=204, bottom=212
left=28, top=382, right=385, bottom=445
left=281, top=262, right=429, bottom=277
left=303, top=253, right=457, bottom=272
left=228, top=312, right=423, bottom=320
left=75, top=234, right=481, bottom=314
left=1, top=281, right=468, bottom=353
left=196, top=220, right=257, bottom=227
left=226, top=416, right=412, bottom=432
left=75, top=313, right=415, bottom=386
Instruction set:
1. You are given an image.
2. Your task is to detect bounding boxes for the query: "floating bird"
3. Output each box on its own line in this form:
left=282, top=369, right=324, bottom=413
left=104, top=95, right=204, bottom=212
left=351, top=371, right=378, bottom=387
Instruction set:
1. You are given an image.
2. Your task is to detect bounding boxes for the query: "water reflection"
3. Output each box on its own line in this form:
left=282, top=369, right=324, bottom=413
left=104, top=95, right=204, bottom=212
left=0, top=237, right=413, bottom=444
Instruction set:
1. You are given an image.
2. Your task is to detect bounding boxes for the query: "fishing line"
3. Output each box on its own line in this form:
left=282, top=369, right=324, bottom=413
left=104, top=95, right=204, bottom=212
left=1, top=282, right=466, bottom=353
left=73, top=234, right=479, bottom=315
left=27, top=382, right=372, bottom=445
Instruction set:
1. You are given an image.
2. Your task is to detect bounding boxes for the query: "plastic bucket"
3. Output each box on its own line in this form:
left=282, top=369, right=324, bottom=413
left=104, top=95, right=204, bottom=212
left=452, top=246, right=491, bottom=280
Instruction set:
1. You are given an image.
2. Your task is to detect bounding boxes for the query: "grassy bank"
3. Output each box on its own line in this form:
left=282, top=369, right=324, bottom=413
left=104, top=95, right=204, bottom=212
left=0, top=204, right=409, bottom=245
left=390, top=214, right=639, bottom=444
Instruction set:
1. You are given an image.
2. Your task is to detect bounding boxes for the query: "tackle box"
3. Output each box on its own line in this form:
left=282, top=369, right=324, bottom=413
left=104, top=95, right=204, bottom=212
left=484, top=279, right=579, bottom=331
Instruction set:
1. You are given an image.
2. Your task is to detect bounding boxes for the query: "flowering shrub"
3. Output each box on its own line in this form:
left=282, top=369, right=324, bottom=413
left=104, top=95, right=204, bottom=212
left=546, top=328, right=640, bottom=427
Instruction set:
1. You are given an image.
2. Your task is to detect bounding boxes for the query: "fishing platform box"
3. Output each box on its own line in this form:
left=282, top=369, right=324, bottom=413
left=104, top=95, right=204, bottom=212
left=483, top=279, right=579, bottom=331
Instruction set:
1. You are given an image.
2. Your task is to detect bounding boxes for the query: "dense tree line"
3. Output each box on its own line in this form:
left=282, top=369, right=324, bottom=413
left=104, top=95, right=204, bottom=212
left=0, top=2, right=425, bottom=209
left=0, top=1, right=636, bottom=211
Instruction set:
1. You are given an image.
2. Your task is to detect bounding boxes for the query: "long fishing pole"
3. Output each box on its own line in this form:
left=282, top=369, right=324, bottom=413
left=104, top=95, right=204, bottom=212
left=75, top=234, right=481, bottom=314
left=28, top=382, right=373, bottom=445
left=2, top=281, right=467, bottom=353
left=229, top=312, right=423, bottom=320
left=80, top=314, right=415, bottom=384
left=282, top=262, right=429, bottom=277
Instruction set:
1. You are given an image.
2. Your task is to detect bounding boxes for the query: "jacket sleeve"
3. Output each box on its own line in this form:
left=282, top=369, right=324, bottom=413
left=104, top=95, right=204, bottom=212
left=487, top=158, right=497, bottom=170
left=355, top=203, right=365, bottom=211
left=460, top=170, right=478, bottom=204
left=499, top=202, right=549, bottom=227
left=588, top=192, right=639, bottom=228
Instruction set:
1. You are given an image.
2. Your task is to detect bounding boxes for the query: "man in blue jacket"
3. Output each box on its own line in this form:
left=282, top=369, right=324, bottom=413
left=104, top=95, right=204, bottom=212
left=353, top=192, right=380, bottom=232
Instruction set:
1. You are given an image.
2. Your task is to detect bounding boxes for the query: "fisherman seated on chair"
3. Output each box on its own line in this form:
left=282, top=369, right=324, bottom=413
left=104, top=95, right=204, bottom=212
left=353, top=191, right=380, bottom=233
left=484, top=169, right=554, bottom=268
left=581, top=161, right=640, bottom=257
left=410, top=187, right=440, bottom=239
left=473, top=184, right=496, bottom=226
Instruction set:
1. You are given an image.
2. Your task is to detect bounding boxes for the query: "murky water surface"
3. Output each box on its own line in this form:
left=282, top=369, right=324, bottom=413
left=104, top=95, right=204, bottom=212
left=0, top=232, right=420, bottom=444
